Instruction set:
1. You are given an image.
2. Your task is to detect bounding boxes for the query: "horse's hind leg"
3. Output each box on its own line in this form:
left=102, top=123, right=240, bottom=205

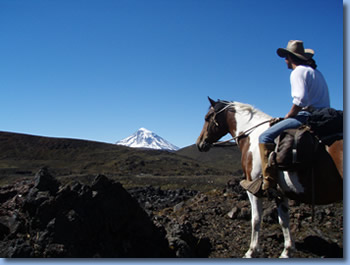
left=276, top=197, right=295, bottom=258
left=243, top=192, right=262, bottom=258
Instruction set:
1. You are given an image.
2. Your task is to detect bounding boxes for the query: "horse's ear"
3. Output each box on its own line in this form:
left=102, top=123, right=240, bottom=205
left=208, top=97, right=217, bottom=107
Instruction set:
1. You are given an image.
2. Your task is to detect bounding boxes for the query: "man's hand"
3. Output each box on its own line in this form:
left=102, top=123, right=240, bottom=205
left=269, top=117, right=284, bottom=126
left=285, top=104, right=302, bottom=118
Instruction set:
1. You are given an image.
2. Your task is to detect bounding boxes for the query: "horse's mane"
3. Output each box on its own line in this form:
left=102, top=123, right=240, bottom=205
left=218, top=100, right=271, bottom=120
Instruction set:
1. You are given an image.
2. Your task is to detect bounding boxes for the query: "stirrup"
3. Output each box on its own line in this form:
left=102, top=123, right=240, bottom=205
left=262, top=176, right=277, bottom=191
left=240, top=177, right=263, bottom=196
left=267, top=151, right=277, bottom=167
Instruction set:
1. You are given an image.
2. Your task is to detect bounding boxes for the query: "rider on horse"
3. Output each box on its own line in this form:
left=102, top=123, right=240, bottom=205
left=259, top=40, right=330, bottom=191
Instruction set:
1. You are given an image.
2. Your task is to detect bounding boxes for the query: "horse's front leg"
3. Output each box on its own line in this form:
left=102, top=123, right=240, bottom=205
left=243, top=192, right=263, bottom=258
left=276, top=196, right=295, bottom=258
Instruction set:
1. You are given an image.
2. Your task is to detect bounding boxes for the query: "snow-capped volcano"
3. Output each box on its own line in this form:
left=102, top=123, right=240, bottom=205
left=115, top=128, right=179, bottom=151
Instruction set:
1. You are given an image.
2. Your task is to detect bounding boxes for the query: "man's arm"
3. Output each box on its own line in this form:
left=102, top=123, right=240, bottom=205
left=285, top=104, right=302, bottom=118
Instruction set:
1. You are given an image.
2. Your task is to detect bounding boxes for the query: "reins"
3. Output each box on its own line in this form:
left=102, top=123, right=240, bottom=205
left=212, top=119, right=272, bottom=147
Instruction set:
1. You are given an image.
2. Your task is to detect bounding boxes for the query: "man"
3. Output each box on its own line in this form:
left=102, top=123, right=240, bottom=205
left=259, top=40, right=330, bottom=190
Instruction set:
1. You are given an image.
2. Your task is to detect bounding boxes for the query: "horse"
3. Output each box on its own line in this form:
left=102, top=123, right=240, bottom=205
left=196, top=97, right=343, bottom=258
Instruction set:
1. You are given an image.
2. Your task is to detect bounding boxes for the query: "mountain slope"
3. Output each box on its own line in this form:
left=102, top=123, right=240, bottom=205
left=0, top=131, right=236, bottom=186
left=116, top=128, right=179, bottom=151
left=176, top=144, right=242, bottom=175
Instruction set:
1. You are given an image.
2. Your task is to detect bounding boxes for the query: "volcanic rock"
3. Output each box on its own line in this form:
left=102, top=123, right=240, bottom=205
left=0, top=170, right=174, bottom=258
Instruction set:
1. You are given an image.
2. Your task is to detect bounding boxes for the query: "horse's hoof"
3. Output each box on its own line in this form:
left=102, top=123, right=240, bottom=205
left=279, top=248, right=294, bottom=258
left=243, top=249, right=260, bottom=258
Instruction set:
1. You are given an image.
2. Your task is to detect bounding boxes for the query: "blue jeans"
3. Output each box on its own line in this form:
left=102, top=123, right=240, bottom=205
left=259, top=111, right=311, bottom=144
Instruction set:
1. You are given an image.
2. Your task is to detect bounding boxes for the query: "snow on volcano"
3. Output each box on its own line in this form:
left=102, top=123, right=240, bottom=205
left=115, top=128, right=179, bottom=151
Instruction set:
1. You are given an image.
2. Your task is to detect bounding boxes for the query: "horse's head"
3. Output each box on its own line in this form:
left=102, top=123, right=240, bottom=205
left=196, top=97, right=233, bottom=152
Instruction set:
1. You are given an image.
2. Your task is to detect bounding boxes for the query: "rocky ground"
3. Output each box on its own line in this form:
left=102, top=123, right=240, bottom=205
left=0, top=169, right=343, bottom=258
left=129, top=178, right=343, bottom=258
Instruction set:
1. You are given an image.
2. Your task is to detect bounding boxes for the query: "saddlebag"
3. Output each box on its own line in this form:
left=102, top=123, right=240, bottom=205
left=271, top=126, right=320, bottom=171
left=306, top=108, right=343, bottom=146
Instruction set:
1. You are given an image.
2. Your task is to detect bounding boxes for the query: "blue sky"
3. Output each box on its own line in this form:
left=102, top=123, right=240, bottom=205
left=0, top=0, right=344, bottom=148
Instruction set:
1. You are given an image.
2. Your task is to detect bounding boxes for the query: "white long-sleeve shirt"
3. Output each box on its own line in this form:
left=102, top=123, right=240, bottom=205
left=290, top=65, right=330, bottom=109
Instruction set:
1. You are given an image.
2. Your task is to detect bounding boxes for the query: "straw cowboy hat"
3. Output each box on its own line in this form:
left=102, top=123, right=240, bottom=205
left=277, top=40, right=314, bottom=61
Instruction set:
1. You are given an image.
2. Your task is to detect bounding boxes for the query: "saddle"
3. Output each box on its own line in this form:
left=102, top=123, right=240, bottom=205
left=272, top=107, right=343, bottom=171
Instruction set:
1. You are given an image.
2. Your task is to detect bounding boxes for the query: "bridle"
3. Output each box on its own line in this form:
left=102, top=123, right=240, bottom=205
left=208, top=103, right=232, bottom=127
left=208, top=105, right=272, bottom=147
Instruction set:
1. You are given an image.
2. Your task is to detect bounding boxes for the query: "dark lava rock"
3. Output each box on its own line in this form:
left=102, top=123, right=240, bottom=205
left=0, top=171, right=343, bottom=259
left=128, top=186, right=198, bottom=215
left=33, top=167, right=59, bottom=195
left=164, top=219, right=211, bottom=258
left=153, top=183, right=343, bottom=258
left=127, top=185, right=209, bottom=257
left=0, top=171, right=174, bottom=258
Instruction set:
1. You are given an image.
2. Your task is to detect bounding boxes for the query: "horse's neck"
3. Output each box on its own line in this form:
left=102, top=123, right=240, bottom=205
left=234, top=110, right=271, bottom=138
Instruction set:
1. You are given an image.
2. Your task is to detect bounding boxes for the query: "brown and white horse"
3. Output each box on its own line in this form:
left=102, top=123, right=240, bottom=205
left=196, top=97, right=343, bottom=258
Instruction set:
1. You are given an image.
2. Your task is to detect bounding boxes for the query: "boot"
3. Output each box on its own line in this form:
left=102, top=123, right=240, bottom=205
left=259, top=143, right=278, bottom=190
